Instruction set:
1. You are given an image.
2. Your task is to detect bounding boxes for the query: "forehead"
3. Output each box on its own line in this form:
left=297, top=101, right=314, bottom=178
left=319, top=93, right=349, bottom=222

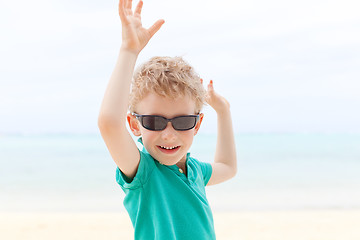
left=135, top=92, right=197, bottom=117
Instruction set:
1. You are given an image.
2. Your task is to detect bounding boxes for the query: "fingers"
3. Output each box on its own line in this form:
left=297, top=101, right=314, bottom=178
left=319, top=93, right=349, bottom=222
left=125, top=0, right=133, bottom=14
left=201, top=79, right=214, bottom=93
left=134, top=0, right=143, bottom=17
left=148, top=19, right=165, bottom=38
left=120, top=0, right=164, bottom=38
left=119, top=0, right=134, bottom=21
left=205, top=80, right=214, bottom=102
left=119, top=0, right=143, bottom=24
left=118, top=0, right=129, bottom=24
left=208, top=80, right=214, bottom=92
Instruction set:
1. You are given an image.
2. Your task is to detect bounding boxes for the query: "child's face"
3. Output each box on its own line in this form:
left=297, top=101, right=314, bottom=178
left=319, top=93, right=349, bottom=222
left=128, top=92, right=203, bottom=165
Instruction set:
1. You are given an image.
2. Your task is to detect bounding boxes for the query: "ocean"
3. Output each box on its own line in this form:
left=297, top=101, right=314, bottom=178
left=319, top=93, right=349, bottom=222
left=1, top=133, right=359, bottom=212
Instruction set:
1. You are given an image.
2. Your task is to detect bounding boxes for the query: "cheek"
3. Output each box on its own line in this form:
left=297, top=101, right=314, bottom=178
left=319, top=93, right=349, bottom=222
left=140, top=129, right=158, bottom=143
left=181, top=131, right=196, bottom=142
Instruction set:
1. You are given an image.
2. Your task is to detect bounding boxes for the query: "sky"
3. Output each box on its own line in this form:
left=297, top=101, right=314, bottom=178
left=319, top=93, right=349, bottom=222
left=1, top=0, right=360, bottom=134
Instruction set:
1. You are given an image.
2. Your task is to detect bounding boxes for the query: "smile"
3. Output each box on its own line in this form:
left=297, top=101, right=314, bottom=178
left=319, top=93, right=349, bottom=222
left=157, top=145, right=181, bottom=154
left=159, top=145, right=180, bottom=150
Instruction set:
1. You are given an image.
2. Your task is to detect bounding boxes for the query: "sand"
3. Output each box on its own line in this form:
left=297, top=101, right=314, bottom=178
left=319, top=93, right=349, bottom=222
left=1, top=209, right=360, bottom=240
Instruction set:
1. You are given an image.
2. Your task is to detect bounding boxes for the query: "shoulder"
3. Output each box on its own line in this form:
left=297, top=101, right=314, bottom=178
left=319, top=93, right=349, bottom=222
left=188, top=154, right=211, bottom=169
left=116, top=148, right=156, bottom=190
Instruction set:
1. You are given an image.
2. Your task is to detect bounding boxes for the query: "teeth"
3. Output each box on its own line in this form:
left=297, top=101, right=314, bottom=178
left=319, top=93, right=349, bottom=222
left=160, top=146, right=178, bottom=150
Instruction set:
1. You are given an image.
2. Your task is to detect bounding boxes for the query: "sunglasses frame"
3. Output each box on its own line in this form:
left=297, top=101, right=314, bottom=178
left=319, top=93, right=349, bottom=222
left=132, top=113, right=200, bottom=131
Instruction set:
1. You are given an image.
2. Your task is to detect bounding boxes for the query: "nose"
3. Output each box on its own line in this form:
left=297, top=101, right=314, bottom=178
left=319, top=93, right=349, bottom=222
left=161, top=122, right=177, bottom=141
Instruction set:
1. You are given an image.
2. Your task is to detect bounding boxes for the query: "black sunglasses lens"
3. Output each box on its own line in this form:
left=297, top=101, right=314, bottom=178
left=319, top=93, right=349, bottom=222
left=142, top=116, right=167, bottom=131
left=137, top=115, right=199, bottom=131
left=172, top=116, right=198, bottom=130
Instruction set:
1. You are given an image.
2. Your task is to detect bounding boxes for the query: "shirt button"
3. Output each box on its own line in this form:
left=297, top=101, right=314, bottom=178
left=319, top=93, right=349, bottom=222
left=179, top=168, right=183, bottom=173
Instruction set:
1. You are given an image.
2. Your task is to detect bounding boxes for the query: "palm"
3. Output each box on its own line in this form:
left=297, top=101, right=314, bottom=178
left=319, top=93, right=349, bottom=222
left=118, top=0, right=164, bottom=53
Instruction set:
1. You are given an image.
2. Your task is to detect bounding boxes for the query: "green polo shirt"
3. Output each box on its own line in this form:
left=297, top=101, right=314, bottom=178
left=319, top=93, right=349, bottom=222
left=116, top=140, right=215, bottom=240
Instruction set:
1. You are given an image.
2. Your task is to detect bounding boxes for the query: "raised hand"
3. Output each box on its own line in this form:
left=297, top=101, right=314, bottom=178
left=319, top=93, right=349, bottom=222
left=118, top=0, right=165, bottom=54
left=203, top=79, right=230, bottom=114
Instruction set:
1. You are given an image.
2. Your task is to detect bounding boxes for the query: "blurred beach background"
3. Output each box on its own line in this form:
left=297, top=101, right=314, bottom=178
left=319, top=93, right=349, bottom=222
left=1, top=133, right=360, bottom=212
left=1, top=133, right=360, bottom=239
left=1, top=0, right=360, bottom=239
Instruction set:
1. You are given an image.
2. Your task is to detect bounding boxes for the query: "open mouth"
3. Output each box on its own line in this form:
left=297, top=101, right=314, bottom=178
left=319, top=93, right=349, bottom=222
left=157, top=145, right=180, bottom=154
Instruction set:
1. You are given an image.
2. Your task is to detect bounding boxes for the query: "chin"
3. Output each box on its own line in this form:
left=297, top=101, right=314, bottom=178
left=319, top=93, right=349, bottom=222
left=157, top=156, right=181, bottom=166
left=156, top=153, right=186, bottom=166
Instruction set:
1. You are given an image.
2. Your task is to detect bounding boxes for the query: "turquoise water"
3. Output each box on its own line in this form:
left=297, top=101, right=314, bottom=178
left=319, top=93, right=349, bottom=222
left=1, top=133, right=359, bottom=212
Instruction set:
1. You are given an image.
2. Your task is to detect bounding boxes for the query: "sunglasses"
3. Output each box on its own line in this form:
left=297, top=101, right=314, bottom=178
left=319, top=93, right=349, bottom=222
left=133, top=113, right=200, bottom=131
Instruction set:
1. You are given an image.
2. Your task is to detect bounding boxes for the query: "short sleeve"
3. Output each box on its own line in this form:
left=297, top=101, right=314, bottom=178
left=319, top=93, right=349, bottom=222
left=116, top=150, right=155, bottom=191
left=198, top=161, right=213, bottom=186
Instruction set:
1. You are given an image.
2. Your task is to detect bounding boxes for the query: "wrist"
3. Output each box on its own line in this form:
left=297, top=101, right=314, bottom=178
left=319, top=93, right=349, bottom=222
left=120, top=45, right=141, bottom=57
left=118, top=48, right=140, bottom=65
left=212, top=101, right=231, bottom=115
left=215, top=107, right=231, bottom=116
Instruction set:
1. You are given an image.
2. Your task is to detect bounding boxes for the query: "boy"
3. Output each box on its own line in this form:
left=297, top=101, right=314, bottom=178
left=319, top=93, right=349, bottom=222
left=98, top=0, right=237, bottom=239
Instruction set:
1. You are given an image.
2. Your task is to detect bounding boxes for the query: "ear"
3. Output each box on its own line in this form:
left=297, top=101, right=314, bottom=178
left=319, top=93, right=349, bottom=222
left=127, top=113, right=142, bottom=137
left=194, top=113, right=204, bottom=136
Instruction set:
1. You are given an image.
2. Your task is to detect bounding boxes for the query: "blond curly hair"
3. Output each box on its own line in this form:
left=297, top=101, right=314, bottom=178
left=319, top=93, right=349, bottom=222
left=129, top=56, right=206, bottom=113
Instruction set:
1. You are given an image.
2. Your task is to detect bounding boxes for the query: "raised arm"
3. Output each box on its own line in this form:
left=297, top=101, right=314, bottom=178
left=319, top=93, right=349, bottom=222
left=204, top=80, right=237, bottom=185
left=98, top=0, right=164, bottom=179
